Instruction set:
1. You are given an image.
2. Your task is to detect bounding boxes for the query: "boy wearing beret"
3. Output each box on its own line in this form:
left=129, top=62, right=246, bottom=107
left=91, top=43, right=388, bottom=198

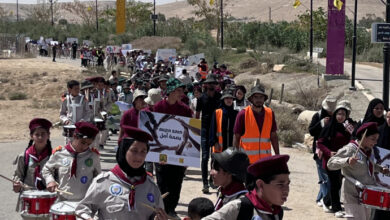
left=42, top=122, right=101, bottom=202
left=203, top=155, right=290, bottom=220
left=60, top=80, right=91, bottom=125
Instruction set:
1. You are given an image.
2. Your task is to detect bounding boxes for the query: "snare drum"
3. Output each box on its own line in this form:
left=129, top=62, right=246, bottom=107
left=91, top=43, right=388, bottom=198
left=20, top=190, right=57, bottom=218
left=94, top=118, right=105, bottom=131
left=360, top=185, right=390, bottom=210
left=62, top=125, right=76, bottom=137
left=50, top=201, right=78, bottom=220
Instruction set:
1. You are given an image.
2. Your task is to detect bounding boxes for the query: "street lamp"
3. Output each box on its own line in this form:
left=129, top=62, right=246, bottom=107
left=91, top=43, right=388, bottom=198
left=153, top=0, right=156, bottom=36
left=50, top=0, right=53, bottom=26
left=221, top=0, right=224, bottom=49
left=16, top=0, right=19, bottom=22
left=383, top=0, right=390, bottom=108
left=310, top=0, right=313, bottom=62
left=350, top=0, right=358, bottom=90
left=95, top=0, right=98, bottom=31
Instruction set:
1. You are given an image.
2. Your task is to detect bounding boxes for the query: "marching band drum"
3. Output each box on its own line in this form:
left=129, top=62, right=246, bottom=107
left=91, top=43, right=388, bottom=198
left=360, top=185, right=390, bottom=210
left=50, top=201, right=78, bottom=220
left=20, top=190, right=57, bottom=218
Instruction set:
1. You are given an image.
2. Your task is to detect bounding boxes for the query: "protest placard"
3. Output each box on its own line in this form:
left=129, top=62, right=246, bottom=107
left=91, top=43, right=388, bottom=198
left=139, top=111, right=201, bottom=167
left=156, top=49, right=177, bottom=63
left=187, top=53, right=205, bottom=65
left=175, top=65, right=198, bottom=79
left=106, top=45, right=121, bottom=54
left=122, top=44, right=132, bottom=50
left=66, top=38, right=78, bottom=43
left=373, top=146, right=390, bottom=188
left=115, top=101, right=131, bottom=112
left=83, top=40, right=93, bottom=46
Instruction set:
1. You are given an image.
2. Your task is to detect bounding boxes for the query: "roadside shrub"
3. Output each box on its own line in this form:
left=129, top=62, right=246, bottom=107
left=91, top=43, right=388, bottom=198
left=273, top=106, right=304, bottom=147
left=236, top=47, right=246, bottom=54
left=9, top=92, right=28, bottom=100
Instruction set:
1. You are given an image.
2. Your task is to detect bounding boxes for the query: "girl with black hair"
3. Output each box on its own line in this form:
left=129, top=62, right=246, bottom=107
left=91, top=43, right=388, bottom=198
left=13, top=118, right=53, bottom=192
left=75, top=126, right=168, bottom=220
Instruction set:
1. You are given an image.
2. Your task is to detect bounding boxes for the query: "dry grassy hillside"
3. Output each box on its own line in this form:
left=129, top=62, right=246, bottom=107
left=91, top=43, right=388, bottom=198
left=156, top=0, right=385, bottom=22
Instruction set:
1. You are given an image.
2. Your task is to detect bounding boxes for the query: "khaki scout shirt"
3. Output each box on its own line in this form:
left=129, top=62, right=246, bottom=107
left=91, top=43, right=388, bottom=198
left=328, top=142, right=383, bottom=204
left=60, top=94, right=91, bottom=124
left=41, top=145, right=101, bottom=201
left=13, top=153, right=50, bottom=188
left=75, top=171, right=164, bottom=220
left=202, top=199, right=282, bottom=220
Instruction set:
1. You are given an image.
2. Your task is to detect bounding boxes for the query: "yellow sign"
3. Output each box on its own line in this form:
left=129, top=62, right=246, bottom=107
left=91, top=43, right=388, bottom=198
left=334, top=0, right=343, bottom=11
left=116, top=0, right=126, bottom=34
left=209, top=0, right=214, bottom=5
left=293, top=0, right=301, bottom=8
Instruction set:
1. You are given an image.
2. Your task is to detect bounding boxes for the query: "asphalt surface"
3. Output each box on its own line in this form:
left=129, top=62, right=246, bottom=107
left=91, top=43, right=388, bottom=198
left=318, top=58, right=383, bottom=100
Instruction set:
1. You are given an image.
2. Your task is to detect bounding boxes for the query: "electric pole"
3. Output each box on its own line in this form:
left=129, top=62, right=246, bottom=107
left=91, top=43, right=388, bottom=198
left=383, top=0, right=390, bottom=108
left=220, top=0, right=224, bottom=49
left=350, top=0, right=358, bottom=90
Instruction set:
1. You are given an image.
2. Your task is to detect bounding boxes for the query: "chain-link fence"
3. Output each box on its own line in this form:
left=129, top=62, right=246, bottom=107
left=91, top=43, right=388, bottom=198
left=0, top=33, right=37, bottom=58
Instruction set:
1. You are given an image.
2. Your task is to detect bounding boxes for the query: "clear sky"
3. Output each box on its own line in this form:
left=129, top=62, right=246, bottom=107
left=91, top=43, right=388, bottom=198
left=0, top=0, right=179, bottom=5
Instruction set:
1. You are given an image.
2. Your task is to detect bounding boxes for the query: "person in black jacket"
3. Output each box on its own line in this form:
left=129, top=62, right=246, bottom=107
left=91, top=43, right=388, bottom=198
left=308, top=95, right=337, bottom=210
left=209, top=91, right=238, bottom=153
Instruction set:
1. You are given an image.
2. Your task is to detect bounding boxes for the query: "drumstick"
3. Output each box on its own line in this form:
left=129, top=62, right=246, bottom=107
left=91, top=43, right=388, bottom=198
left=140, top=202, right=175, bottom=219
left=55, top=188, right=74, bottom=196
left=162, top=192, right=169, bottom=199
left=354, top=129, right=368, bottom=158
left=0, top=174, right=32, bottom=190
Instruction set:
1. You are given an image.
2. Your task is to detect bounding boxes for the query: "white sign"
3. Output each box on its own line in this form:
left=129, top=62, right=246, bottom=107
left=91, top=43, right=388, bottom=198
left=50, top=41, right=59, bottom=46
left=45, top=38, right=53, bottom=44
left=66, top=38, right=78, bottom=43
left=175, top=65, right=198, bottom=79
left=313, top=47, right=324, bottom=53
left=83, top=40, right=93, bottom=46
left=115, top=101, right=131, bottom=112
left=121, top=44, right=132, bottom=50
left=106, top=45, right=121, bottom=54
left=25, top=37, right=31, bottom=43
left=187, top=53, right=205, bottom=66
left=373, top=146, right=390, bottom=188
left=139, top=111, right=201, bottom=167
left=156, top=49, right=177, bottom=63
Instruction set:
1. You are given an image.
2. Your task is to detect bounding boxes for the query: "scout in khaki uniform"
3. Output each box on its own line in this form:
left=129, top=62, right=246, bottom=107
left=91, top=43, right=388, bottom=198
left=210, top=148, right=249, bottom=211
left=328, top=122, right=390, bottom=220
left=42, top=122, right=101, bottom=202
left=203, top=155, right=290, bottom=220
left=13, top=118, right=53, bottom=220
left=60, top=80, right=91, bottom=125
left=75, top=126, right=168, bottom=220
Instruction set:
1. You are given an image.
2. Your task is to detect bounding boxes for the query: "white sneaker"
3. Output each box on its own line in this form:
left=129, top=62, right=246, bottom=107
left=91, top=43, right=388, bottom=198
left=335, top=211, right=345, bottom=218
left=317, top=201, right=323, bottom=207
left=321, top=200, right=332, bottom=213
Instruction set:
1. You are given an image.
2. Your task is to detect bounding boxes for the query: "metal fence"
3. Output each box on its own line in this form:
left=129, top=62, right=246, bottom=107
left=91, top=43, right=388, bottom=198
left=0, top=33, right=36, bottom=58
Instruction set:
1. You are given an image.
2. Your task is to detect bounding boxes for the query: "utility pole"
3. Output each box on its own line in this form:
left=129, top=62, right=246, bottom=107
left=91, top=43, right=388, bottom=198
left=350, top=0, right=358, bottom=90
left=153, top=0, right=156, bottom=36
left=383, top=0, right=390, bottom=108
left=95, top=0, right=98, bottom=31
left=50, top=0, right=53, bottom=26
left=220, top=0, right=223, bottom=49
left=269, top=7, right=271, bottom=22
left=16, top=0, right=19, bottom=21
left=310, top=0, right=313, bottom=62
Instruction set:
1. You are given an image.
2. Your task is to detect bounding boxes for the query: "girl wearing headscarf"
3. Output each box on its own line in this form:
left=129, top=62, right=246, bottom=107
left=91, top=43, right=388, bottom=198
left=12, top=118, right=53, bottom=219
left=354, top=98, right=385, bottom=136
left=328, top=122, right=390, bottom=220
left=75, top=126, right=168, bottom=220
left=317, top=102, right=353, bottom=217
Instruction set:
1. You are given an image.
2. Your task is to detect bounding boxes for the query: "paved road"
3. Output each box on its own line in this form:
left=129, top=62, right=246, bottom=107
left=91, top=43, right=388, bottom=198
left=318, top=58, right=384, bottom=100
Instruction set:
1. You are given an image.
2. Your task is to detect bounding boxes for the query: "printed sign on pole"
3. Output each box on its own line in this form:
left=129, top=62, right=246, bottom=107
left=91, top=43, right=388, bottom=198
left=187, top=53, right=205, bottom=66
left=66, top=38, right=78, bottom=43
left=156, top=49, right=177, bottom=63
left=139, top=111, right=201, bottom=167
left=106, top=46, right=121, bottom=54
left=374, top=146, right=390, bottom=188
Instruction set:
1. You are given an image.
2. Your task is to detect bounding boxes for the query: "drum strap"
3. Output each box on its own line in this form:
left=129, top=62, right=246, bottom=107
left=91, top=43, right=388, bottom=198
left=67, top=94, right=84, bottom=123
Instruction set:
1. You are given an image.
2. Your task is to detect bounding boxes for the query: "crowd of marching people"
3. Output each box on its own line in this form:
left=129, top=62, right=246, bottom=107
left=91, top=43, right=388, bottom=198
left=9, top=48, right=390, bottom=220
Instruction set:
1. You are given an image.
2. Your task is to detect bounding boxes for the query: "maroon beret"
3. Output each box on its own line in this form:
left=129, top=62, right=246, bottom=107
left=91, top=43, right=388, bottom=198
left=121, top=125, right=153, bottom=143
left=74, top=122, right=99, bottom=139
left=247, top=155, right=290, bottom=178
left=86, top=76, right=105, bottom=83
left=29, top=118, right=52, bottom=132
left=356, top=122, right=379, bottom=139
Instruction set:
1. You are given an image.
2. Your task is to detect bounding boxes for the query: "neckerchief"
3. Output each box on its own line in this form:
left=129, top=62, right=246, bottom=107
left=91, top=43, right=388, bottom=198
left=350, top=140, right=374, bottom=176
left=215, top=181, right=247, bottom=210
left=245, top=189, right=282, bottom=215
left=64, top=143, right=87, bottom=178
left=25, top=145, right=50, bottom=190
left=111, top=164, right=147, bottom=211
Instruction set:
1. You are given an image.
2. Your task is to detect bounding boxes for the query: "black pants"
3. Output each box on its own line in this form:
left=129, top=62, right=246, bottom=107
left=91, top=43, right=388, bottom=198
left=201, top=127, right=210, bottom=187
left=327, top=169, right=342, bottom=212
left=371, top=210, right=390, bottom=220
left=155, top=164, right=186, bottom=213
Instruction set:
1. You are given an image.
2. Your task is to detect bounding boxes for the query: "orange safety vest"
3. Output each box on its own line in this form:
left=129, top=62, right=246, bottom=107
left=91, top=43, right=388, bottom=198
left=212, top=109, right=223, bottom=153
left=239, top=106, right=273, bottom=164
left=199, top=68, right=208, bottom=79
